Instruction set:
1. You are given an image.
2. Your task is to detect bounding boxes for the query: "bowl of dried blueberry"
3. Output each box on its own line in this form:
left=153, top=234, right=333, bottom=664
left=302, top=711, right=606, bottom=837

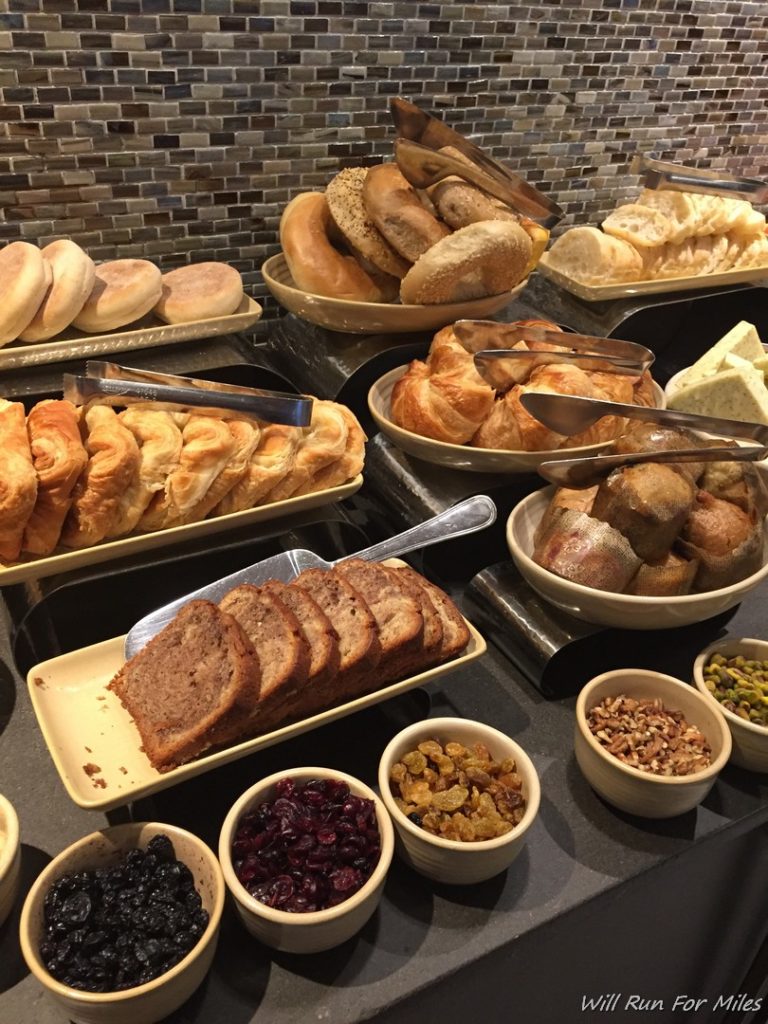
left=378, top=717, right=541, bottom=885
left=19, top=822, right=224, bottom=1024
left=219, top=767, right=394, bottom=954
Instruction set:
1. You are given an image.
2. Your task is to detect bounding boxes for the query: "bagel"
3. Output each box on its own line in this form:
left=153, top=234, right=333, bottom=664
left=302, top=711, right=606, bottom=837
left=399, top=220, right=532, bottom=305
left=0, top=242, right=52, bottom=346
left=325, top=168, right=410, bottom=279
left=19, top=239, right=96, bottom=343
left=154, top=262, right=244, bottom=324
left=362, top=163, right=451, bottom=263
left=73, top=259, right=162, bottom=333
left=280, top=192, right=398, bottom=303
left=430, top=178, right=520, bottom=230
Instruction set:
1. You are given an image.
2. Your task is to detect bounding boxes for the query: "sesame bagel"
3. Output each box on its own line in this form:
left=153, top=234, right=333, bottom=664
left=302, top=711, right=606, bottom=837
left=362, top=163, right=451, bottom=263
left=280, top=192, right=398, bottom=303
left=325, top=167, right=411, bottom=279
left=399, top=220, right=533, bottom=305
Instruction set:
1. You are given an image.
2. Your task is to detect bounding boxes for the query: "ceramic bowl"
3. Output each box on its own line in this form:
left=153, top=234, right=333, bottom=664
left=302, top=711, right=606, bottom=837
left=261, top=251, right=526, bottom=335
left=693, top=637, right=768, bottom=772
left=368, top=367, right=666, bottom=473
left=0, top=793, right=21, bottom=928
left=575, top=669, right=731, bottom=818
left=378, top=717, right=540, bottom=885
left=219, top=767, right=394, bottom=954
left=19, top=822, right=224, bottom=1024
left=506, top=486, right=768, bottom=630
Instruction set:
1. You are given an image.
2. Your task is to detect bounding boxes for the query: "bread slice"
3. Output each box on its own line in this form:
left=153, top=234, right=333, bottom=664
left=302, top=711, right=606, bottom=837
left=602, top=204, right=673, bottom=248
left=389, top=565, right=470, bottom=661
left=260, top=579, right=340, bottom=716
left=219, top=584, right=310, bottom=735
left=109, top=599, right=260, bottom=773
left=291, top=568, right=381, bottom=703
left=383, top=564, right=444, bottom=669
left=334, top=558, right=424, bottom=684
left=545, top=227, right=642, bottom=285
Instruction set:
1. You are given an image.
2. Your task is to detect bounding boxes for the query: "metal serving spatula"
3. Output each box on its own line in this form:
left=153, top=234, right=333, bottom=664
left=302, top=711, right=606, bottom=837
left=124, top=494, right=497, bottom=660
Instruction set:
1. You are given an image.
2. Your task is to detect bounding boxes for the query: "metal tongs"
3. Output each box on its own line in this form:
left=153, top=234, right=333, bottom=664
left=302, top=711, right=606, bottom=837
left=63, top=361, right=313, bottom=427
left=632, top=154, right=768, bottom=203
left=390, top=97, right=564, bottom=227
left=519, top=393, right=768, bottom=487
left=453, top=321, right=654, bottom=387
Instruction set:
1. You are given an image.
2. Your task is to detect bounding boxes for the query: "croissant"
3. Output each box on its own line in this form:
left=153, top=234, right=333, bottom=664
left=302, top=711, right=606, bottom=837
left=267, top=400, right=350, bottom=503
left=23, top=400, right=87, bottom=556
left=213, top=424, right=301, bottom=516
left=295, top=404, right=367, bottom=495
left=108, top=408, right=184, bottom=537
left=391, top=359, right=495, bottom=445
left=181, top=419, right=260, bottom=524
left=139, top=414, right=236, bottom=531
left=0, top=399, right=38, bottom=562
left=61, top=405, right=141, bottom=548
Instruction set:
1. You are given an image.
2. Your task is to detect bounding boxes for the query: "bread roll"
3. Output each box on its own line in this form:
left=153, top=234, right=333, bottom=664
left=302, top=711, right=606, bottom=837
left=280, top=192, right=397, bottom=302
left=399, top=220, right=532, bottom=304
left=154, top=262, right=244, bottom=324
left=72, top=259, right=162, bottom=332
left=19, top=240, right=96, bottom=343
left=325, top=167, right=410, bottom=279
left=545, top=226, right=642, bottom=285
left=0, top=242, right=52, bottom=346
left=362, top=163, right=451, bottom=263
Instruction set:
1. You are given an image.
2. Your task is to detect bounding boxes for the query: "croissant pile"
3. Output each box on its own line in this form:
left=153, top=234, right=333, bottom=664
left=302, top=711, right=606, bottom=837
left=0, top=395, right=365, bottom=565
left=389, top=320, right=657, bottom=451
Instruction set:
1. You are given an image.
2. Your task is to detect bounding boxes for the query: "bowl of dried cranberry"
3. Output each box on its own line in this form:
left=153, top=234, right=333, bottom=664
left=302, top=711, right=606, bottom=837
left=219, top=768, right=394, bottom=954
left=19, top=822, right=224, bottom=1024
left=575, top=669, right=732, bottom=819
left=378, top=718, right=541, bottom=885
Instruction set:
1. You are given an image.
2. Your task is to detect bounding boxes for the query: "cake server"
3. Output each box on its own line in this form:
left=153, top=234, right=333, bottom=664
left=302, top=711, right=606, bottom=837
left=65, top=361, right=312, bottom=426
left=631, top=154, right=768, bottom=203
left=390, top=97, right=563, bottom=227
left=124, top=494, right=497, bottom=659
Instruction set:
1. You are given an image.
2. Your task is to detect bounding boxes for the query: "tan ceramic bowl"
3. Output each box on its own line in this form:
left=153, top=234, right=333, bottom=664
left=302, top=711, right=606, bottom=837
left=507, top=486, right=768, bottom=629
left=19, top=823, right=224, bottom=1024
left=261, top=251, right=526, bottom=334
left=378, top=717, right=541, bottom=885
left=0, top=793, right=21, bottom=928
left=693, top=637, right=768, bottom=772
left=369, top=368, right=666, bottom=473
left=575, top=669, right=732, bottom=818
left=219, top=767, right=394, bottom=954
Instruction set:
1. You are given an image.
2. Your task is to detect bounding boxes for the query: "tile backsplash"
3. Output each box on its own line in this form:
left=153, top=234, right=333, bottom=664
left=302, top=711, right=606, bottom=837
left=1, top=0, right=766, bottom=314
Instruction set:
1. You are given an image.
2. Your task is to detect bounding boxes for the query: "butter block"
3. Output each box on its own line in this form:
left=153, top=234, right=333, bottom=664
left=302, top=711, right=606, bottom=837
left=679, top=321, right=764, bottom=387
left=667, top=366, right=768, bottom=424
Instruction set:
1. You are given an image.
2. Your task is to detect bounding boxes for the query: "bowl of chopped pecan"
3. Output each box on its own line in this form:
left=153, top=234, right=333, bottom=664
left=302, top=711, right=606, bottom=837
left=378, top=717, right=541, bottom=885
left=575, top=669, right=731, bottom=819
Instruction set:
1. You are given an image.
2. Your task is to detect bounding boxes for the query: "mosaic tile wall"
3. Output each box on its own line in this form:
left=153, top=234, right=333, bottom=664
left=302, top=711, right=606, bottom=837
left=1, top=0, right=767, bottom=314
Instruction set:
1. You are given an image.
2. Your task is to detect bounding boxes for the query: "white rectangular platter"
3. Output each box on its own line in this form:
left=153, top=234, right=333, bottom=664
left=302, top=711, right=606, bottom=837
left=0, top=296, right=263, bottom=370
left=537, top=253, right=768, bottom=302
left=27, top=613, right=486, bottom=811
left=0, top=475, right=362, bottom=586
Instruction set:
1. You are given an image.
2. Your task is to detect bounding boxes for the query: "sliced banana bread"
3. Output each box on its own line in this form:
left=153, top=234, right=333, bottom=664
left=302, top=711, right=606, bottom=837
left=390, top=565, right=470, bottom=661
left=218, top=583, right=310, bottom=735
left=383, top=563, right=444, bottom=670
left=108, top=599, right=260, bottom=773
left=334, top=558, right=424, bottom=685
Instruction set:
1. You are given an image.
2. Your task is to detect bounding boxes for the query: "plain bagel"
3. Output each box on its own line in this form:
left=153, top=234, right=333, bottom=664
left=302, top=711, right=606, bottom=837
left=362, top=163, right=451, bottom=263
left=73, top=259, right=163, bottom=333
left=154, top=262, right=244, bottom=324
left=0, top=242, right=52, bottom=346
left=399, top=220, right=533, bottom=305
left=280, top=192, right=398, bottom=303
left=19, top=239, right=96, bottom=343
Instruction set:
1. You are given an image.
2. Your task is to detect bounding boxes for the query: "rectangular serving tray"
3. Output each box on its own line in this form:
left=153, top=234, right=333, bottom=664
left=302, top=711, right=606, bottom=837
left=0, top=475, right=363, bottom=586
left=27, top=576, right=486, bottom=811
left=0, top=295, right=263, bottom=370
left=537, top=253, right=768, bottom=302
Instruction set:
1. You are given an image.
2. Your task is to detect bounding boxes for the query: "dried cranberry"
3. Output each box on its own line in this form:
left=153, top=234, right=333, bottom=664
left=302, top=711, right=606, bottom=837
left=232, top=777, right=380, bottom=914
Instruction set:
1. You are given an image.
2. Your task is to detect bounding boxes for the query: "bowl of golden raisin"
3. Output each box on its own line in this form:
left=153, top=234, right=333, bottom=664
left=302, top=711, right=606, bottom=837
left=378, top=718, right=540, bottom=885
